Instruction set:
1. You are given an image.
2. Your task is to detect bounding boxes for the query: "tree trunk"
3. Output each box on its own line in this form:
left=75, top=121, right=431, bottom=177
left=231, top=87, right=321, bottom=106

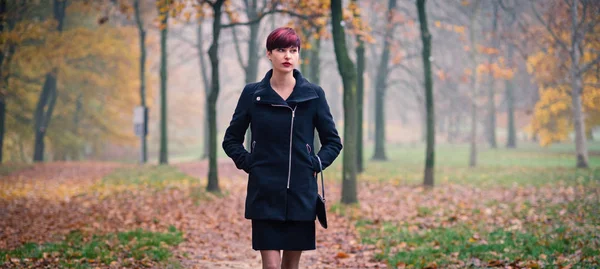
left=372, top=0, right=397, bottom=161
left=468, top=2, right=480, bottom=168
left=33, top=0, right=66, bottom=162
left=300, top=29, right=311, bottom=79
left=418, top=0, right=434, bottom=187
left=570, top=0, right=588, bottom=168
left=34, top=73, right=58, bottom=161
left=197, top=20, right=211, bottom=160
left=0, top=0, right=6, bottom=163
left=206, top=0, right=225, bottom=193
left=505, top=44, right=516, bottom=148
left=310, top=36, right=322, bottom=153
left=0, top=98, right=5, bottom=162
left=354, top=0, right=365, bottom=173
left=420, top=103, right=427, bottom=142
left=134, top=0, right=147, bottom=163
left=72, top=93, right=83, bottom=160
left=329, top=78, right=341, bottom=121
left=158, top=0, right=168, bottom=165
left=331, top=0, right=358, bottom=204
left=244, top=5, right=260, bottom=151
left=486, top=1, right=498, bottom=149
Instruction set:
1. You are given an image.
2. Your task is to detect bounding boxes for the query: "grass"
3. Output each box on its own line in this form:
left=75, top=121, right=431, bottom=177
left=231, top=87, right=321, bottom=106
left=99, top=164, right=196, bottom=188
left=356, top=198, right=600, bottom=268
left=93, top=164, right=220, bottom=204
left=0, top=226, right=183, bottom=268
left=338, top=141, right=600, bottom=268
left=320, top=141, right=600, bottom=187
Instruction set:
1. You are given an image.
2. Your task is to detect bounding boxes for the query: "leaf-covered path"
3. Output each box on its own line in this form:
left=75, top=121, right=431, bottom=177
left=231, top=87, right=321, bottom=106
left=0, top=161, right=385, bottom=268
left=3, top=160, right=598, bottom=268
left=174, top=161, right=385, bottom=269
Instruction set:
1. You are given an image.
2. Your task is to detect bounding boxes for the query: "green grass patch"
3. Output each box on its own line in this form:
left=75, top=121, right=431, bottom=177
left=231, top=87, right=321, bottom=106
left=0, top=226, right=183, bottom=268
left=323, top=142, right=600, bottom=187
left=357, top=198, right=600, bottom=268
left=99, top=164, right=198, bottom=190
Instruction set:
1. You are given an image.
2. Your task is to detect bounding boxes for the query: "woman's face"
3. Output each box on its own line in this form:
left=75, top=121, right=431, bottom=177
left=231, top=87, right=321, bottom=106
left=267, top=47, right=299, bottom=73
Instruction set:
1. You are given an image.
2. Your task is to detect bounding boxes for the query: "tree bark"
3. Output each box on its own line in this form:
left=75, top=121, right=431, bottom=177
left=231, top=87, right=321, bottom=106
left=0, top=0, right=6, bottom=163
left=196, top=19, right=211, bottom=160
left=417, top=0, right=434, bottom=187
left=34, top=73, right=58, bottom=161
left=505, top=44, right=516, bottom=148
left=570, top=0, right=588, bottom=168
left=372, top=0, right=397, bottom=161
left=243, top=1, right=260, bottom=151
left=309, top=36, right=322, bottom=153
left=468, top=2, right=480, bottom=168
left=134, top=0, right=147, bottom=163
left=354, top=0, right=365, bottom=173
left=331, top=0, right=358, bottom=204
left=158, top=0, right=169, bottom=165
left=33, top=0, right=66, bottom=162
left=486, top=1, right=498, bottom=148
left=206, top=0, right=225, bottom=193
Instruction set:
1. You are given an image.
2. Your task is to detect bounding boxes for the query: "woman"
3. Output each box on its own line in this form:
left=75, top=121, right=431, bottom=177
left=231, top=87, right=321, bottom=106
left=222, top=27, right=343, bottom=269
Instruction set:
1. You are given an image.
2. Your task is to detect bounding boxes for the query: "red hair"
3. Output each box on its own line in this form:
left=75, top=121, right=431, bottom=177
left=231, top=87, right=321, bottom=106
left=266, top=27, right=301, bottom=52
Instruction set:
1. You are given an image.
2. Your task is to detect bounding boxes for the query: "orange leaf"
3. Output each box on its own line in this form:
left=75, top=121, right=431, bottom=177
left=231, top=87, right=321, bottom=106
left=335, top=252, right=349, bottom=259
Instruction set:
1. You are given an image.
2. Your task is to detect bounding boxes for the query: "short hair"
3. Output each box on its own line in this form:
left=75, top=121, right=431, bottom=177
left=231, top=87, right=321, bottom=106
left=266, top=27, right=301, bottom=52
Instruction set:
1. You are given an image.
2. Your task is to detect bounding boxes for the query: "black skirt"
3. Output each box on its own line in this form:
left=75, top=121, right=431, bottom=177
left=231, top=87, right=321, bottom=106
left=251, top=219, right=316, bottom=250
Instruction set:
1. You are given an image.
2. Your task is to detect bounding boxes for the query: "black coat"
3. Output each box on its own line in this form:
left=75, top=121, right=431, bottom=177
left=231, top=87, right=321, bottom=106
left=222, top=69, right=343, bottom=221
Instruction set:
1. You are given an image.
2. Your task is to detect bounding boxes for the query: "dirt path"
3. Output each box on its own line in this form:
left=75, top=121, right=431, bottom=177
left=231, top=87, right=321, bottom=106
left=174, top=160, right=386, bottom=269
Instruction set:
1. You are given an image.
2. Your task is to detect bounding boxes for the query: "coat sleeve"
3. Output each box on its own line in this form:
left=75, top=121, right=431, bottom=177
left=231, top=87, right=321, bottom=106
left=311, top=87, right=343, bottom=172
left=222, top=85, right=253, bottom=173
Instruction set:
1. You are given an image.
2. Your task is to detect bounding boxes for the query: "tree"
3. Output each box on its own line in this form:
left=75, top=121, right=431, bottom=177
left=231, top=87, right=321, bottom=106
left=331, top=0, right=358, bottom=204
left=32, top=0, right=67, bottom=162
left=195, top=15, right=211, bottom=160
left=157, top=0, right=169, bottom=165
left=467, top=1, right=481, bottom=167
left=417, top=0, right=435, bottom=187
left=498, top=0, right=518, bottom=149
left=527, top=0, right=600, bottom=168
left=352, top=0, right=366, bottom=173
left=193, top=0, right=280, bottom=192
left=372, top=0, right=397, bottom=161
left=0, top=0, right=22, bottom=163
left=229, top=0, right=272, bottom=150
left=134, top=0, right=148, bottom=163
left=486, top=1, right=499, bottom=149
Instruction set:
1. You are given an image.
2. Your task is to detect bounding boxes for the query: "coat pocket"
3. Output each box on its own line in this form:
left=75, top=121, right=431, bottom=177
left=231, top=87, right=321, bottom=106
left=249, top=141, right=257, bottom=168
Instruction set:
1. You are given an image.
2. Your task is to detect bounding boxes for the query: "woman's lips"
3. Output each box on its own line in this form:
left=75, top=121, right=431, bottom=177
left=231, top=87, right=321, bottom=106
left=283, top=63, right=291, bottom=67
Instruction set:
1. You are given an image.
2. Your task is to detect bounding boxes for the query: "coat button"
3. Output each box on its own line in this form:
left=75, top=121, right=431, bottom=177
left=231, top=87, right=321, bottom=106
left=256, top=96, right=261, bottom=101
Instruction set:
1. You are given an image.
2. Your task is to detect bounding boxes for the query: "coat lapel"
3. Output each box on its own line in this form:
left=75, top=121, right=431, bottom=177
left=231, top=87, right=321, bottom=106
left=253, top=69, right=318, bottom=106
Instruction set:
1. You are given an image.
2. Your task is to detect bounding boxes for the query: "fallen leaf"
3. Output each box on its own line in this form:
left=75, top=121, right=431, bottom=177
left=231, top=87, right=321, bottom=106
left=336, top=252, right=350, bottom=259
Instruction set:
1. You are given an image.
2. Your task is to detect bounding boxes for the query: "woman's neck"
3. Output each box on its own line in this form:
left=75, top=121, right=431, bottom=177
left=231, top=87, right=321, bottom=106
left=270, top=69, right=295, bottom=90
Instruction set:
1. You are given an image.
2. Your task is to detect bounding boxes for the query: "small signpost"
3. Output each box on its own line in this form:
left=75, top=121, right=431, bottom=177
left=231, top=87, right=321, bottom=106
left=133, top=106, right=148, bottom=163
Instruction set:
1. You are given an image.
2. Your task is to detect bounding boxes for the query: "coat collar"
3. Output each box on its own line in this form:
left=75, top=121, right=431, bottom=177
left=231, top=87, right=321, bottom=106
left=253, top=69, right=318, bottom=106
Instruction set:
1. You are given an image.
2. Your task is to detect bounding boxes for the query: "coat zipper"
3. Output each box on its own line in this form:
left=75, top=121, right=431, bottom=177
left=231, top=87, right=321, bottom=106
left=271, top=104, right=297, bottom=189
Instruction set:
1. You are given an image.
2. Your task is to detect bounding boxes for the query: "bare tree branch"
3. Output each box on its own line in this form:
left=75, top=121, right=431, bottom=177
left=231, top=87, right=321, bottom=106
left=222, top=9, right=322, bottom=29
left=531, top=1, right=569, bottom=52
left=578, top=55, right=600, bottom=75
left=230, top=24, right=247, bottom=71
